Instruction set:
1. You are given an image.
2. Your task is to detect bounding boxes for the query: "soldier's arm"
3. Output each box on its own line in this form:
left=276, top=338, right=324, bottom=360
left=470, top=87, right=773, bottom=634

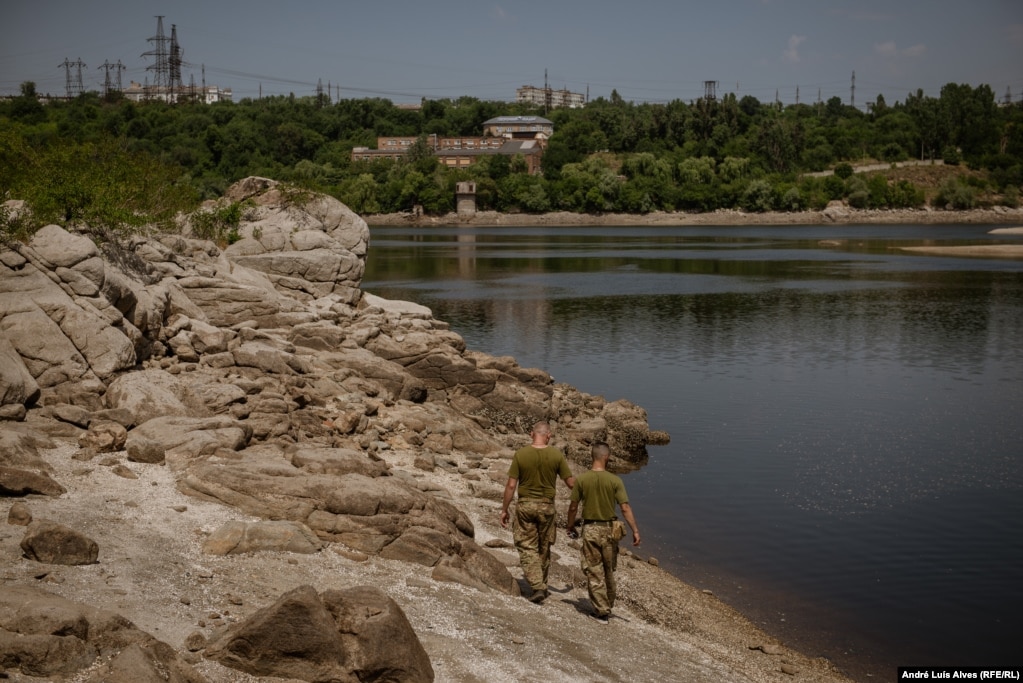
left=620, top=502, right=641, bottom=546
left=499, top=478, right=517, bottom=528
left=566, top=500, right=580, bottom=537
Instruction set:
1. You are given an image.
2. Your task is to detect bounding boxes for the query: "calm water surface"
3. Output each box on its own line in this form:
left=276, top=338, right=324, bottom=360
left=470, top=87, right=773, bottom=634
left=362, top=224, right=1023, bottom=681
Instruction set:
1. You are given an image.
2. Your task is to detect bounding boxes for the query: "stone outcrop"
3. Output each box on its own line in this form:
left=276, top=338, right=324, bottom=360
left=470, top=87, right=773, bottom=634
left=205, top=584, right=433, bottom=683
left=1, top=177, right=669, bottom=678
left=0, top=586, right=205, bottom=682
left=202, top=520, right=323, bottom=556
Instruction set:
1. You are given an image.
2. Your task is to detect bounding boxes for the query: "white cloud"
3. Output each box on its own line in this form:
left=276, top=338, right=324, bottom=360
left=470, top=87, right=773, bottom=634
left=783, top=35, right=806, bottom=63
left=875, top=41, right=926, bottom=58
left=874, top=41, right=898, bottom=57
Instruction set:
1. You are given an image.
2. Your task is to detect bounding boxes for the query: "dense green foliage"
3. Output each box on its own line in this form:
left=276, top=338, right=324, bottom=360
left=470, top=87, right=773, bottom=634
left=3, top=81, right=1022, bottom=236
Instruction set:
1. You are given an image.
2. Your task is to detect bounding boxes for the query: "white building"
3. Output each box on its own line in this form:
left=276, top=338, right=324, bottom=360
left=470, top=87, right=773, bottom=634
left=122, top=81, right=232, bottom=104
left=516, top=85, right=585, bottom=109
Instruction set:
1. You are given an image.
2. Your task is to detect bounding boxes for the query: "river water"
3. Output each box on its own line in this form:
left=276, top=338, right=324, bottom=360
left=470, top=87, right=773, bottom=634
left=361, top=223, right=1023, bottom=681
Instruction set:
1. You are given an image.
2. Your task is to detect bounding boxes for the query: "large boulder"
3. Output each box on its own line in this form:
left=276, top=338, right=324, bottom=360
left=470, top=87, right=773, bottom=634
left=1, top=225, right=138, bottom=385
left=219, top=177, right=369, bottom=304
left=204, top=584, right=433, bottom=683
left=0, top=426, right=56, bottom=470
left=0, top=335, right=40, bottom=406
left=21, top=223, right=99, bottom=269
left=0, top=586, right=205, bottom=682
left=127, top=415, right=251, bottom=469
left=0, top=466, right=66, bottom=497
left=179, top=449, right=517, bottom=595
left=202, top=520, right=323, bottom=556
left=174, top=276, right=303, bottom=328
left=104, top=369, right=200, bottom=425
left=19, top=519, right=99, bottom=565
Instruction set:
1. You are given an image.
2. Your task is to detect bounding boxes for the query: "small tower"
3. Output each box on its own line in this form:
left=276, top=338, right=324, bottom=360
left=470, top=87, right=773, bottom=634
left=456, top=181, right=477, bottom=216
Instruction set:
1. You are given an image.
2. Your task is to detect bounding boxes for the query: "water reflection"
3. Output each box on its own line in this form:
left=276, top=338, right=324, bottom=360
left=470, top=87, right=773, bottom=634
left=364, top=224, right=1023, bottom=680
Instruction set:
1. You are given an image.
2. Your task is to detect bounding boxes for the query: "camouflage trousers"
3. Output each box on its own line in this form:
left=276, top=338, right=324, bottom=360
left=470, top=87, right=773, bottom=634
left=512, top=498, right=557, bottom=592
left=580, top=524, right=619, bottom=617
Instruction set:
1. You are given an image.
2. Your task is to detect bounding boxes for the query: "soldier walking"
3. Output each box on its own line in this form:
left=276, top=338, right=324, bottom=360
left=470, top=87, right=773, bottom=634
left=566, top=441, right=641, bottom=623
left=500, top=421, right=575, bottom=603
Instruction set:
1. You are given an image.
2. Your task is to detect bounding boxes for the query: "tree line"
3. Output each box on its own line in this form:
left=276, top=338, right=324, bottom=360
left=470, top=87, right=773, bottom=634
left=2, top=80, right=1022, bottom=238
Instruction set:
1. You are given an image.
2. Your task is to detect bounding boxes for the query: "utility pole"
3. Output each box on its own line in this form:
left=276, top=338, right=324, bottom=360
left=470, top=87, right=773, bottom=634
left=74, top=58, right=85, bottom=96
left=143, top=16, right=170, bottom=97
left=795, top=85, right=800, bottom=105
left=59, top=58, right=86, bottom=98
left=169, top=24, right=183, bottom=102
left=850, top=70, right=856, bottom=110
left=59, top=58, right=73, bottom=99
left=543, top=69, right=551, bottom=115
left=98, top=60, right=114, bottom=97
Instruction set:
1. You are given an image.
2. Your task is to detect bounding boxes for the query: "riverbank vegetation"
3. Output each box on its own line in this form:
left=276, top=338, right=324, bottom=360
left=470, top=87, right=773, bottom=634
left=2, top=80, right=1022, bottom=239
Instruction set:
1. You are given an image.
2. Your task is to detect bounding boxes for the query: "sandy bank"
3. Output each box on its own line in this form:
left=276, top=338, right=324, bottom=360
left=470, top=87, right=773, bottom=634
left=899, top=244, right=1023, bottom=259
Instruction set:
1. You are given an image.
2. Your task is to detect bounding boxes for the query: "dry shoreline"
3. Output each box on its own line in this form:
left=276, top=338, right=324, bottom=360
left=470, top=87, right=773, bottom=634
left=366, top=206, right=1023, bottom=228
left=3, top=436, right=859, bottom=683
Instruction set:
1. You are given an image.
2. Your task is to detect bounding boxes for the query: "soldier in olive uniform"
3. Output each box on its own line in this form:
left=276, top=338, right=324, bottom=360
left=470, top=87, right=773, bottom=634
left=566, top=441, right=641, bottom=623
left=500, top=421, right=575, bottom=603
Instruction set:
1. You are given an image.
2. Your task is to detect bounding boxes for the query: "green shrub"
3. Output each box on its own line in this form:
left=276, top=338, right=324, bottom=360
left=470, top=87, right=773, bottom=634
left=1, top=135, right=194, bottom=238
left=189, top=201, right=242, bottom=243
left=741, top=180, right=775, bottom=212
left=848, top=190, right=869, bottom=208
left=880, top=143, right=907, bottom=163
left=823, top=175, right=846, bottom=200
left=867, top=174, right=890, bottom=208
left=0, top=201, right=33, bottom=244
left=834, top=163, right=854, bottom=179
left=1000, top=186, right=1019, bottom=208
left=933, top=178, right=976, bottom=209
left=890, top=180, right=925, bottom=208
left=845, top=176, right=869, bottom=208
left=780, top=187, right=802, bottom=211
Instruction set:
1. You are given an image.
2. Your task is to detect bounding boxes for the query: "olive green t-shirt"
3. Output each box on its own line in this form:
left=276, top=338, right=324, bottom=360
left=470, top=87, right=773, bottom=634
left=570, top=469, right=628, bottom=521
left=508, top=446, right=573, bottom=500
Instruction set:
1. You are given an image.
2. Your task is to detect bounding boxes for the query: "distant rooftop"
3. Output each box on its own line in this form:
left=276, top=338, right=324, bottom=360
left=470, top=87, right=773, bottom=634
left=483, top=116, right=553, bottom=125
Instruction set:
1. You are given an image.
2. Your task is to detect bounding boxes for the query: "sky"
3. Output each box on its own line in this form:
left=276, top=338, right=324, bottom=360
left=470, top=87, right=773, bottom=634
left=2, top=0, right=1022, bottom=109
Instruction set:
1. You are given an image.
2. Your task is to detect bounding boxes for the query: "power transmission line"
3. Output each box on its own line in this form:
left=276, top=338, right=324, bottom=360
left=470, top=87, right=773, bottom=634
left=142, top=16, right=170, bottom=93
left=58, top=57, right=86, bottom=98
left=97, top=60, right=125, bottom=97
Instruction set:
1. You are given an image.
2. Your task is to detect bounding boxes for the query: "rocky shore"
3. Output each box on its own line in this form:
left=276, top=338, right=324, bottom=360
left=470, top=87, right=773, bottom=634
left=367, top=204, right=1023, bottom=227
left=3, top=179, right=856, bottom=682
